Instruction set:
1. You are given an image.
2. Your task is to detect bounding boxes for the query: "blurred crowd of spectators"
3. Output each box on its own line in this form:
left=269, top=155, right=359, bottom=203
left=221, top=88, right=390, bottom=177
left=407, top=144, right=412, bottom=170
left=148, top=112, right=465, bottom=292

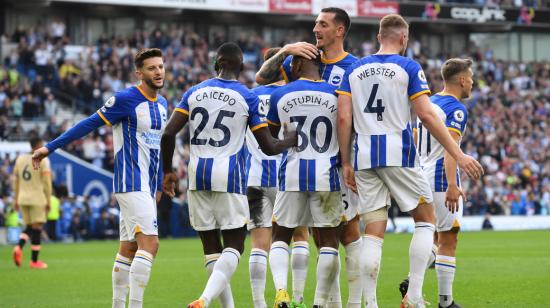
left=0, top=19, right=549, bottom=238
left=415, top=0, right=549, bottom=9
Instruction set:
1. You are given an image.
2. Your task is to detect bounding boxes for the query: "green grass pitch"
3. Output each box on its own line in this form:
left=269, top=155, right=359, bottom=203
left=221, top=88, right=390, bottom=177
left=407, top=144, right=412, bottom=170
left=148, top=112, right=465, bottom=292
left=1, top=230, right=549, bottom=307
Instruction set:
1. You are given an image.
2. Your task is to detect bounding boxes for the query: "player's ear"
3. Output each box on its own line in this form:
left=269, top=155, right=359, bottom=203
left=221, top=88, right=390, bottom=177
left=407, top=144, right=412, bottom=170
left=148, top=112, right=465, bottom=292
left=214, top=61, right=220, bottom=73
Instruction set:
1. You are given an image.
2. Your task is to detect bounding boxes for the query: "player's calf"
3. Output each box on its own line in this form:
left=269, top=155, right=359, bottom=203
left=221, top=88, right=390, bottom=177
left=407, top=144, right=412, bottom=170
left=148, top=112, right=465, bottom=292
left=436, top=229, right=460, bottom=308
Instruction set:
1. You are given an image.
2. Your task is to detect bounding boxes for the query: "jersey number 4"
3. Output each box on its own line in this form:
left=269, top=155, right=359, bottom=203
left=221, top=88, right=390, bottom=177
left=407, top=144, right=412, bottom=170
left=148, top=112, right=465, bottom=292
left=364, top=83, right=385, bottom=121
left=190, top=107, right=235, bottom=147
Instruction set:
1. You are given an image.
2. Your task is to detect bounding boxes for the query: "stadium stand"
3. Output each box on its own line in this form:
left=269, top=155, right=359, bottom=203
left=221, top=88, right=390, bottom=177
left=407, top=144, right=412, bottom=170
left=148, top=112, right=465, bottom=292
left=0, top=14, right=549, bottom=240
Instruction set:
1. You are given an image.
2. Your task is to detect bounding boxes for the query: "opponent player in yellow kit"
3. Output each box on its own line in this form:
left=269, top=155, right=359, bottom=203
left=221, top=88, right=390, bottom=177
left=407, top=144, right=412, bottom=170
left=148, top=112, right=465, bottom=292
left=12, top=137, right=52, bottom=269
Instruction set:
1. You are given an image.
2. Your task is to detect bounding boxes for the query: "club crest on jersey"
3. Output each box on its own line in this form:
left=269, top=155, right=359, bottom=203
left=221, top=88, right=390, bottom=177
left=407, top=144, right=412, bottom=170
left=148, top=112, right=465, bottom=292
left=454, top=110, right=465, bottom=122
left=418, top=70, right=427, bottom=82
left=104, top=96, right=116, bottom=108
left=330, top=75, right=342, bottom=86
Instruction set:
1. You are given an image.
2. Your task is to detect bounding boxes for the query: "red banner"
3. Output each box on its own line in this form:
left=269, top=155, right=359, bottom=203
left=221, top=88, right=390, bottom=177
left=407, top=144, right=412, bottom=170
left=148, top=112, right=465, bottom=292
left=358, top=1, right=399, bottom=18
left=269, top=0, right=312, bottom=14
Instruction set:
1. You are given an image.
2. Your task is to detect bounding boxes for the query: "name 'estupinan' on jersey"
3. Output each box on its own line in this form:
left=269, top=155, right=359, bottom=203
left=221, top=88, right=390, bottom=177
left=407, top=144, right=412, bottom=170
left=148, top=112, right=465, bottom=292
left=267, top=78, right=340, bottom=192
left=175, top=78, right=267, bottom=195
left=337, top=54, right=431, bottom=170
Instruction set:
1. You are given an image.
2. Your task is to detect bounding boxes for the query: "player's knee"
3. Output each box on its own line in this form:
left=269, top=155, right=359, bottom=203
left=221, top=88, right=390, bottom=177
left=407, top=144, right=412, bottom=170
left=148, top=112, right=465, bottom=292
left=292, top=226, right=309, bottom=242
left=411, top=202, right=435, bottom=224
left=362, top=208, right=388, bottom=238
left=340, top=218, right=360, bottom=246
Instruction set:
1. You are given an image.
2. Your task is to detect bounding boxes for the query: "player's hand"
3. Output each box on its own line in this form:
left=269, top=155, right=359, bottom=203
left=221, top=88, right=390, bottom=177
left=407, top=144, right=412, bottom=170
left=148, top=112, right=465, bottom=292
left=457, top=154, right=484, bottom=180
left=342, top=163, right=357, bottom=193
left=282, top=42, right=319, bottom=60
left=155, top=191, right=162, bottom=203
left=32, top=147, right=50, bottom=170
left=282, top=123, right=298, bottom=147
left=162, top=171, right=178, bottom=198
left=445, top=184, right=465, bottom=214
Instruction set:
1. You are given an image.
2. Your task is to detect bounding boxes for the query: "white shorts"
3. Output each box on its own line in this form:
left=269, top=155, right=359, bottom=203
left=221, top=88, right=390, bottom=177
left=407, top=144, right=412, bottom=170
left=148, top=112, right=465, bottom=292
left=188, top=190, right=249, bottom=231
left=341, top=185, right=359, bottom=222
left=355, top=167, right=433, bottom=214
left=273, top=191, right=343, bottom=228
left=433, top=192, right=463, bottom=232
left=247, top=186, right=277, bottom=230
left=116, top=192, right=158, bottom=242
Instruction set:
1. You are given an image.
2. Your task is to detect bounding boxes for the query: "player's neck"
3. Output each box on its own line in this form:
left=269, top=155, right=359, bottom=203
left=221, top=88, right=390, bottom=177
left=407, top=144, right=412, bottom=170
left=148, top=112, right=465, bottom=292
left=321, top=43, right=346, bottom=61
left=217, top=70, right=239, bottom=81
left=377, top=44, right=402, bottom=55
left=137, top=83, right=158, bottom=100
left=440, top=86, right=462, bottom=100
left=299, top=72, right=321, bottom=81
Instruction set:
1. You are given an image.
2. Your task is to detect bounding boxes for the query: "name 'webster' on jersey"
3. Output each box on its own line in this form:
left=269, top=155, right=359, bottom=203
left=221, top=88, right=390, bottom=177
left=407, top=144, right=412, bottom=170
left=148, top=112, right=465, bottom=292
left=281, top=52, right=358, bottom=86
left=175, top=78, right=267, bottom=194
left=337, top=54, right=431, bottom=170
left=267, top=78, right=340, bottom=192
left=246, top=84, right=283, bottom=188
left=417, top=93, right=469, bottom=192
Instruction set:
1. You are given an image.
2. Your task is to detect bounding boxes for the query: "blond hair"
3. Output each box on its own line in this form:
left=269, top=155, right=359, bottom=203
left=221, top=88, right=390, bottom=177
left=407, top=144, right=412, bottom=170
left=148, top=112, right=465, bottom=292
left=379, top=14, right=409, bottom=37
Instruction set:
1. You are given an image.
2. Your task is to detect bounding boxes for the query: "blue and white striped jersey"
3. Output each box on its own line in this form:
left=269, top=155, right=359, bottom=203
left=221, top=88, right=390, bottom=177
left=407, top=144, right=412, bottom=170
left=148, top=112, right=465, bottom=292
left=246, top=84, right=283, bottom=188
left=175, top=78, right=267, bottom=195
left=281, top=52, right=358, bottom=86
left=417, top=93, right=468, bottom=192
left=46, top=85, right=167, bottom=195
left=267, top=78, right=340, bottom=192
left=337, top=54, right=431, bottom=170
left=99, top=86, right=167, bottom=194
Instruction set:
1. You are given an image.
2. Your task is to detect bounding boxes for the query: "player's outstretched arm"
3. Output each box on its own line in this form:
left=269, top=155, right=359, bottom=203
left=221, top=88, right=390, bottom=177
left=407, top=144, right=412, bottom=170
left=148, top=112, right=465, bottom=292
left=32, top=114, right=105, bottom=169
left=253, top=124, right=297, bottom=156
left=336, top=94, right=357, bottom=193
left=255, top=42, right=319, bottom=85
left=160, top=111, right=189, bottom=197
left=444, top=131, right=467, bottom=213
left=412, top=94, right=483, bottom=179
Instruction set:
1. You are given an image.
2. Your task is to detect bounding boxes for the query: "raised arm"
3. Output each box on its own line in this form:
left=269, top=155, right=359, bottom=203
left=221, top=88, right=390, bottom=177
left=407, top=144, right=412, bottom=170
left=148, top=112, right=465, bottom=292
left=411, top=94, right=483, bottom=179
left=32, top=113, right=105, bottom=169
left=255, top=42, right=319, bottom=85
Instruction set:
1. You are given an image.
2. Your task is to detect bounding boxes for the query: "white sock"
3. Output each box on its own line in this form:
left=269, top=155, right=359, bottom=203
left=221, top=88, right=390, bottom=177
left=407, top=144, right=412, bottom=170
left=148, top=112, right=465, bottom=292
left=201, top=248, right=240, bottom=306
left=205, top=253, right=235, bottom=308
left=344, top=238, right=362, bottom=307
left=407, top=223, right=435, bottom=303
left=427, top=244, right=438, bottom=270
left=249, top=248, right=268, bottom=308
left=129, top=250, right=154, bottom=308
left=291, top=241, right=309, bottom=303
left=327, top=253, right=342, bottom=308
left=362, top=235, right=383, bottom=308
left=112, top=253, right=131, bottom=308
left=314, top=247, right=339, bottom=306
left=435, top=255, right=456, bottom=308
left=269, top=241, right=290, bottom=291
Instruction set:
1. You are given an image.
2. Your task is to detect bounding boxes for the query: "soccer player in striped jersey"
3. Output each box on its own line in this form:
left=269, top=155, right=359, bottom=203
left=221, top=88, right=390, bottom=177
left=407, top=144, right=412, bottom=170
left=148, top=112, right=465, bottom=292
left=32, top=48, right=168, bottom=308
left=247, top=47, right=285, bottom=308
left=160, top=42, right=296, bottom=308
left=267, top=55, right=341, bottom=308
left=336, top=15, right=483, bottom=308
left=415, top=58, right=473, bottom=308
left=256, top=8, right=363, bottom=307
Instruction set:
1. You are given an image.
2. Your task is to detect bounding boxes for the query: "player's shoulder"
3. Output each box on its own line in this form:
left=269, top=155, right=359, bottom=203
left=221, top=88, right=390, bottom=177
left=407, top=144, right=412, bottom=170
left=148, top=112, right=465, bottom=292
left=432, top=94, right=468, bottom=115
left=342, top=52, right=359, bottom=64
left=156, top=94, right=169, bottom=109
left=252, top=83, right=283, bottom=96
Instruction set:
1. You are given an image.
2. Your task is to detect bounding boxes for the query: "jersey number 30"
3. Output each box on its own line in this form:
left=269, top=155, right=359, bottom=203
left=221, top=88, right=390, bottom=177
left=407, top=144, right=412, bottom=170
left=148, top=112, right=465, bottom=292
left=364, top=83, right=385, bottom=121
left=290, top=115, right=332, bottom=153
left=190, top=107, right=235, bottom=147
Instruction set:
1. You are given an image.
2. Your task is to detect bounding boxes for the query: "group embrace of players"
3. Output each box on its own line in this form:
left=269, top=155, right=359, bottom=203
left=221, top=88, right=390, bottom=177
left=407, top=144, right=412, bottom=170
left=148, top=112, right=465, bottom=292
left=29, top=7, right=484, bottom=308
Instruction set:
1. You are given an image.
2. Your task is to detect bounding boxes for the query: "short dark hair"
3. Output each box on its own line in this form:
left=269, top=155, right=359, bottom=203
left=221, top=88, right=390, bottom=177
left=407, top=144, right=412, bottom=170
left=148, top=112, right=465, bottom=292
left=264, top=47, right=281, bottom=61
left=441, top=58, right=473, bottom=82
left=216, top=42, right=243, bottom=71
left=29, top=136, right=42, bottom=149
left=134, top=48, right=163, bottom=69
left=321, top=7, right=351, bottom=37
